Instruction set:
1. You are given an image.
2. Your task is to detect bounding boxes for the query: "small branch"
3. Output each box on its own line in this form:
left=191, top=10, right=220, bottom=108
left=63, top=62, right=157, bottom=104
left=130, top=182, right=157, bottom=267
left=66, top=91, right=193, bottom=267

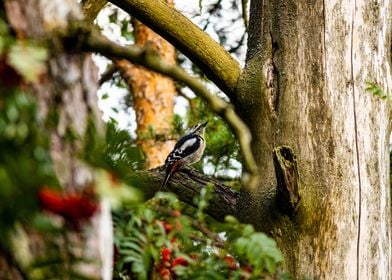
left=108, top=0, right=241, bottom=100
left=273, top=146, right=301, bottom=216
left=191, top=221, right=226, bottom=248
left=189, top=233, right=225, bottom=249
left=70, top=24, right=259, bottom=189
left=137, top=167, right=239, bottom=222
left=99, top=63, right=119, bottom=86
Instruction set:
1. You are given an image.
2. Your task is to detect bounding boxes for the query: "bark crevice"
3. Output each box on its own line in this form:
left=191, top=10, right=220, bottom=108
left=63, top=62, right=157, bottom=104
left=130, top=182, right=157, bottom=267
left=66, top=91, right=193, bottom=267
left=273, top=146, right=301, bottom=216
left=349, top=2, right=362, bottom=279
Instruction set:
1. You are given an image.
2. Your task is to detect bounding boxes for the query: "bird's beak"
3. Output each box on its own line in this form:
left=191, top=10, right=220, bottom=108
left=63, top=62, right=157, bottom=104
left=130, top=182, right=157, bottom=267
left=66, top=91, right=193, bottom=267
left=202, top=121, right=208, bottom=127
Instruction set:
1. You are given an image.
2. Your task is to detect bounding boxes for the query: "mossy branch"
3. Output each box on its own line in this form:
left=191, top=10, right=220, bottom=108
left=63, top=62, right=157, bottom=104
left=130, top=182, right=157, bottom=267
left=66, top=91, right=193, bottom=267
left=139, top=167, right=239, bottom=222
left=109, top=0, right=241, bottom=101
left=70, top=25, right=259, bottom=189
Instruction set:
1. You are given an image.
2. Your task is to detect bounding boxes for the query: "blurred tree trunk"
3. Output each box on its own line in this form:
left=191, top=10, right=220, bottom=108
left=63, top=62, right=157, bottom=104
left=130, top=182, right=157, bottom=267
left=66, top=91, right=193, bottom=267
left=117, top=0, right=176, bottom=169
left=3, top=0, right=111, bottom=279
left=236, top=0, right=391, bottom=278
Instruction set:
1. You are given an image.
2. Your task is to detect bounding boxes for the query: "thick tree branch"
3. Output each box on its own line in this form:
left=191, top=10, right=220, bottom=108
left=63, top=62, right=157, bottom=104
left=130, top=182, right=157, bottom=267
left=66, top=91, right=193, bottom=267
left=138, top=167, right=239, bottom=222
left=108, top=0, right=241, bottom=100
left=70, top=25, right=259, bottom=189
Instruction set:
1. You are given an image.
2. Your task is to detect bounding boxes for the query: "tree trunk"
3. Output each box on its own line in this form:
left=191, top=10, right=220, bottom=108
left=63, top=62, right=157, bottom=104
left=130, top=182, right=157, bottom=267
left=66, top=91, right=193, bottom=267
left=4, top=0, right=111, bottom=278
left=116, top=0, right=176, bottom=169
left=236, top=0, right=391, bottom=279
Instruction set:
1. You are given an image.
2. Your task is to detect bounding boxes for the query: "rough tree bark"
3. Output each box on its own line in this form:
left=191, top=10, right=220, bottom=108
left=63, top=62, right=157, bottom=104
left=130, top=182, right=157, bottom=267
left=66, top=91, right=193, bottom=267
left=3, top=0, right=111, bottom=279
left=236, top=0, right=391, bottom=279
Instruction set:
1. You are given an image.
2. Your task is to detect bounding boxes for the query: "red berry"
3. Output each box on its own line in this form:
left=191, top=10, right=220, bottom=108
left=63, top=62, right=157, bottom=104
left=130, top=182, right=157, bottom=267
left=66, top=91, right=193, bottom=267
left=224, top=255, right=237, bottom=271
left=160, top=247, right=172, bottom=263
left=159, top=267, right=171, bottom=279
left=38, top=186, right=98, bottom=227
left=159, top=221, right=173, bottom=234
left=38, top=187, right=65, bottom=214
left=172, top=210, right=181, bottom=217
left=171, top=257, right=188, bottom=267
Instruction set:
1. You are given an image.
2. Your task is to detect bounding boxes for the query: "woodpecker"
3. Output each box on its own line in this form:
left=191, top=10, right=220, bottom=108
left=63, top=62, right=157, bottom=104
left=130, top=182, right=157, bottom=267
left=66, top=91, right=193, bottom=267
left=161, top=121, right=208, bottom=189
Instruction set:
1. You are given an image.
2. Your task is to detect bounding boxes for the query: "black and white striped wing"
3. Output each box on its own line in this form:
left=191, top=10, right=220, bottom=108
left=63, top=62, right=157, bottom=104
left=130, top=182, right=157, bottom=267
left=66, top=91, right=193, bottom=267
left=165, top=134, right=201, bottom=168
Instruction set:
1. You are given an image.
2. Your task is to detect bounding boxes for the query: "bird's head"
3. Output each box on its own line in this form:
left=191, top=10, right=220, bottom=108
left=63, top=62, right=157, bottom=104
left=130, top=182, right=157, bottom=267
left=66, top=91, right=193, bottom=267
left=189, top=121, right=208, bottom=136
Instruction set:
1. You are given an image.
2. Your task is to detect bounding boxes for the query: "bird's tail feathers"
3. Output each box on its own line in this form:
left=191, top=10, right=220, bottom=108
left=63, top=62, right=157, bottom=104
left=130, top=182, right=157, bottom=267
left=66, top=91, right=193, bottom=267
left=160, top=171, right=172, bottom=190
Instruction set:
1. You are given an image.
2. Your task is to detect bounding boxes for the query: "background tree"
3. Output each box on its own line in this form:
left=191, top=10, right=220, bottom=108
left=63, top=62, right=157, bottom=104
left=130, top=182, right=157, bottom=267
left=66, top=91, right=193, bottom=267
left=116, top=4, right=177, bottom=169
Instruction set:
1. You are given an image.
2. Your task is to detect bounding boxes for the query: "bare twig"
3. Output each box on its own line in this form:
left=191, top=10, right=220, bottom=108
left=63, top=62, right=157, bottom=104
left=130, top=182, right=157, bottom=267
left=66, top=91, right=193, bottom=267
left=191, top=221, right=226, bottom=248
left=99, top=63, right=119, bottom=86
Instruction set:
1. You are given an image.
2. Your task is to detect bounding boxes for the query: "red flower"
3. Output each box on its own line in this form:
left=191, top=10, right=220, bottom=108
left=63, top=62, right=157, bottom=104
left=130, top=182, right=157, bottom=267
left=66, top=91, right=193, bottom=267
left=38, top=187, right=98, bottom=225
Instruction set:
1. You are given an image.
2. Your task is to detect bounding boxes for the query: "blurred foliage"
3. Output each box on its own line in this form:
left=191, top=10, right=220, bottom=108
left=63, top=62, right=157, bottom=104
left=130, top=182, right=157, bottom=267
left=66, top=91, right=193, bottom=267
left=84, top=119, right=144, bottom=177
left=114, top=189, right=287, bottom=280
left=0, top=89, right=58, bottom=246
left=0, top=18, right=48, bottom=84
left=0, top=16, right=56, bottom=239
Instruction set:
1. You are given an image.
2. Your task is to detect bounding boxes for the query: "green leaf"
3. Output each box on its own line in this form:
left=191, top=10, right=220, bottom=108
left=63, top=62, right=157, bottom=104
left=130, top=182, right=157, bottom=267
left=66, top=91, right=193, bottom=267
left=242, top=224, right=254, bottom=237
left=121, top=241, right=143, bottom=253
left=8, top=42, right=48, bottom=82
